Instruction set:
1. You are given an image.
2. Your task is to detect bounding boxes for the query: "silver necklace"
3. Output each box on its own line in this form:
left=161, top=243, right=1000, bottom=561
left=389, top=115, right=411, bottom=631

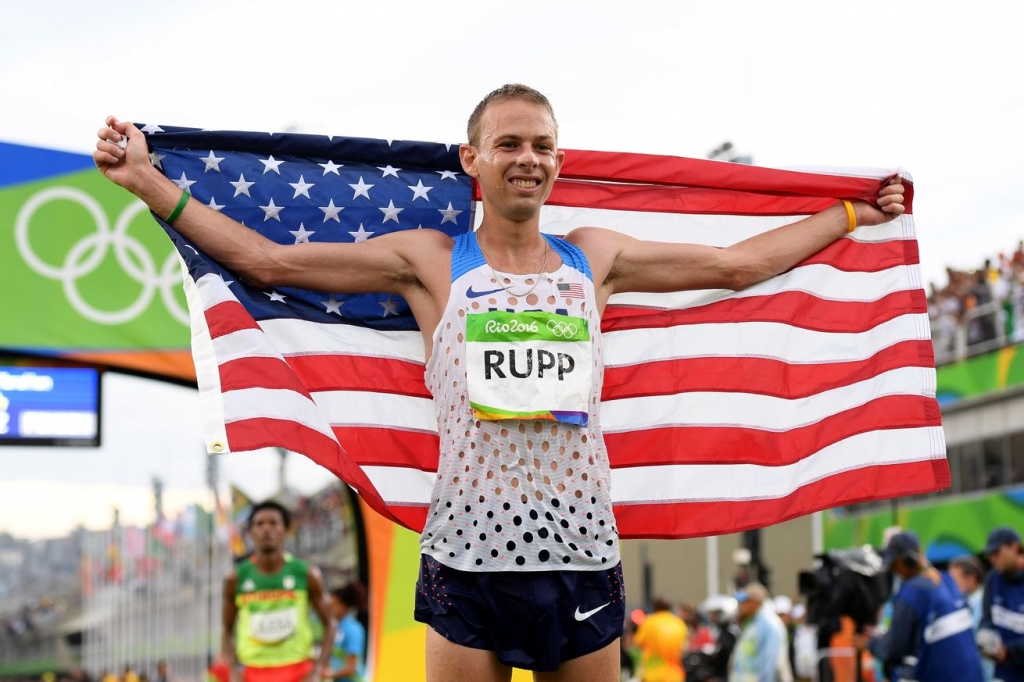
left=482, top=239, right=550, bottom=298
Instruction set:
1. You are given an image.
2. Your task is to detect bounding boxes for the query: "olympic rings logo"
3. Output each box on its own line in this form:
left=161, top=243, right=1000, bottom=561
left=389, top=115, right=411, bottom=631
left=546, top=320, right=578, bottom=338
left=15, top=186, right=189, bottom=326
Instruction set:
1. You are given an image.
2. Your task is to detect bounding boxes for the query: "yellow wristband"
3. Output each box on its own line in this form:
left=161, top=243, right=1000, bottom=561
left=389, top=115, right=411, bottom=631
left=842, top=200, right=857, bottom=234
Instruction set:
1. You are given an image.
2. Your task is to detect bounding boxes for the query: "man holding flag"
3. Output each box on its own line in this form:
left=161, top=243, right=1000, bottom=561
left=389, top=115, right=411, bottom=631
left=94, top=84, right=905, bottom=682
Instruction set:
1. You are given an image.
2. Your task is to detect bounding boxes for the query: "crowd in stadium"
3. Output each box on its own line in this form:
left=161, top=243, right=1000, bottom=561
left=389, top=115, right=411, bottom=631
left=929, top=239, right=1024, bottom=361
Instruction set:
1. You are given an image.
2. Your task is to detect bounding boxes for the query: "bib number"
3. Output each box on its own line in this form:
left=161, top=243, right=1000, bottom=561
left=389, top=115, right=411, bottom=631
left=466, top=310, right=592, bottom=426
left=249, top=607, right=298, bottom=644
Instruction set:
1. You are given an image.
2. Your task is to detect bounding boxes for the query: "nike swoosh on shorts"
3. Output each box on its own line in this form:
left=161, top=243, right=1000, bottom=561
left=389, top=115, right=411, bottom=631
left=574, top=602, right=611, bottom=621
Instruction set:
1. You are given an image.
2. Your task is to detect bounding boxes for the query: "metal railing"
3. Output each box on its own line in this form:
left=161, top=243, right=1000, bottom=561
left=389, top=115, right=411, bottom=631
left=932, top=297, right=1020, bottom=366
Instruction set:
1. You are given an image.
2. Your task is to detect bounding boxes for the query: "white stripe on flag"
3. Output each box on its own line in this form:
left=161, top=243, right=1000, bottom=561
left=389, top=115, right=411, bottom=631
left=539, top=205, right=912, bottom=245
left=361, top=425, right=944, bottom=506
left=222, top=387, right=339, bottom=442
left=602, top=366, right=935, bottom=433
left=605, top=314, right=931, bottom=366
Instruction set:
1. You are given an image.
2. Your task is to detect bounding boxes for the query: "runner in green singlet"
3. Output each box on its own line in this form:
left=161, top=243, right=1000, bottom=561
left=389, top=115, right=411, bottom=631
left=222, top=500, right=336, bottom=682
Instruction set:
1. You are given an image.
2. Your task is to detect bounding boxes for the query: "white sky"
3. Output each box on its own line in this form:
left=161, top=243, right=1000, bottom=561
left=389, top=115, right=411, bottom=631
left=2, top=0, right=1023, bottom=538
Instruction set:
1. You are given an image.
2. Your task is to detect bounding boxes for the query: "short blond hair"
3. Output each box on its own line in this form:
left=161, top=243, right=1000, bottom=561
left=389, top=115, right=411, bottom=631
left=466, top=84, right=558, bottom=147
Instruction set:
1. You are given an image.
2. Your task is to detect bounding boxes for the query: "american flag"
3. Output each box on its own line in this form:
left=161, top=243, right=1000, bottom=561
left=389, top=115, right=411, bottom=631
left=144, top=125, right=947, bottom=539
left=557, top=282, right=586, bottom=299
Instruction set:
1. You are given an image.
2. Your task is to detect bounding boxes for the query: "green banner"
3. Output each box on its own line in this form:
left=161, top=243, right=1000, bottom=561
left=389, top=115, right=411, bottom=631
left=1, top=142, right=192, bottom=378
left=937, top=344, right=1023, bottom=405
left=824, top=486, right=1024, bottom=561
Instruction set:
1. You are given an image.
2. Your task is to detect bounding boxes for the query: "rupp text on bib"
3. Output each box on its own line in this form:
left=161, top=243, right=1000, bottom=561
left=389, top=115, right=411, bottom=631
left=466, top=310, right=592, bottom=426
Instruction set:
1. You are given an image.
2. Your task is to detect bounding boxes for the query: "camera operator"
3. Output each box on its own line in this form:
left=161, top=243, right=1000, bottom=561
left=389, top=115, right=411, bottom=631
left=859, top=531, right=983, bottom=682
left=979, top=526, right=1024, bottom=682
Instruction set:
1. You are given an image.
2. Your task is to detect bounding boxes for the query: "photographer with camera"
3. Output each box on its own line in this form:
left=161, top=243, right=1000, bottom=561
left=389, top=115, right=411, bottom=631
left=860, top=531, right=983, bottom=682
left=979, top=526, right=1024, bottom=682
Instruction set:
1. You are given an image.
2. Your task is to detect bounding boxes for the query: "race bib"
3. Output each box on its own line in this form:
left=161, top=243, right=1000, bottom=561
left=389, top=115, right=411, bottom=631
left=249, top=607, right=298, bottom=644
left=466, top=310, right=592, bottom=426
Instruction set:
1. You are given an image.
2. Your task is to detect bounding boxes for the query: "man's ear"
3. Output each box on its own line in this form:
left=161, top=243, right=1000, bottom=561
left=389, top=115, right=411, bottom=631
left=459, top=143, right=479, bottom=178
left=554, top=148, right=565, bottom=179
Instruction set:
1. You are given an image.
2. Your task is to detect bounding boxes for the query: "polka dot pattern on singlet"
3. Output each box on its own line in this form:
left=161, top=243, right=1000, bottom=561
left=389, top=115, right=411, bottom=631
left=422, top=233, right=619, bottom=573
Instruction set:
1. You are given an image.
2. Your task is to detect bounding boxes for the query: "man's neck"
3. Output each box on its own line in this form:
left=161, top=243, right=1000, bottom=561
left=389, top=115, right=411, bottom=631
left=253, top=550, right=286, bottom=574
left=476, top=222, right=548, bottom=273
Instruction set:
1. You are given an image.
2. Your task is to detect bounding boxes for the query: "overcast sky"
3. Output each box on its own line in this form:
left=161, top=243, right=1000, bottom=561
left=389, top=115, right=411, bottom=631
left=2, top=0, right=1022, bottom=538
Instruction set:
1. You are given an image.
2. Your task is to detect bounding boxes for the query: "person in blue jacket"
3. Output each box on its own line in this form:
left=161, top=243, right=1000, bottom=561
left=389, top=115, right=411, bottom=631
left=863, top=531, right=983, bottom=682
left=980, top=526, right=1024, bottom=682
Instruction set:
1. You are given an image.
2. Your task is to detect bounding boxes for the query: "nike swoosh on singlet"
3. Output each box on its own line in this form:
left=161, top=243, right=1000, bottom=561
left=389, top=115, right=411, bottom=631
left=574, top=602, right=611, bottom=621
left=466, top=286, right=506, bottom=298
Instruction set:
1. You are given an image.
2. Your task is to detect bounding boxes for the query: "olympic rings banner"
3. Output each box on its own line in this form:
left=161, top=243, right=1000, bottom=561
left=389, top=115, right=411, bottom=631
left=0, top=141, right=195, bottom=381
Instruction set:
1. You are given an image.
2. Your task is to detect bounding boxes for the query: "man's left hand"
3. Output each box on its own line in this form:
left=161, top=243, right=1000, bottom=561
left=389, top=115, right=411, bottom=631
left=855, top=177, right=906, bottom=227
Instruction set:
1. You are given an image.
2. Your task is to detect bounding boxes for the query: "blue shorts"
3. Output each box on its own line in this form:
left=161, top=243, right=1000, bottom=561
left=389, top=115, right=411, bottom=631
left=413, top=553, right=625, bottom=672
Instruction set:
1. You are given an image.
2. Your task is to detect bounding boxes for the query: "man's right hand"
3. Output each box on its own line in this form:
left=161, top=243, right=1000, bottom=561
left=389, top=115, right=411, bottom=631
left=93, top=116, right=152, bottom=195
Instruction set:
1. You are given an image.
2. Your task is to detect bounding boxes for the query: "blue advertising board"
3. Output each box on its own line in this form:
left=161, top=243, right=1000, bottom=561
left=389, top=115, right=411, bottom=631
left=0, top=366, right=101, bottom=446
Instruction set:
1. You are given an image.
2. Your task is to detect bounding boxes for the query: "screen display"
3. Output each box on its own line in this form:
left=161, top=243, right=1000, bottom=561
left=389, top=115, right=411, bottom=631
left=0, top=366, right=101, bottom=446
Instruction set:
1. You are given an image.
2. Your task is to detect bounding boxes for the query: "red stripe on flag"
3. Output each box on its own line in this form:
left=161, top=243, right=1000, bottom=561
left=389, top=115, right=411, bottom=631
left=333, top=426, right=440, bottom=469
left=558, top=149, right=914, bottom=213
left=613, top=459, right=946, bottom=540
left=217, top=355, right=430, bottom=398
left=800, top=236, right=920, bottom=272
left=225, top=417, right=400, bottom=524
left=603, top=340, right=936, bottom=401
left=546, top=180, right=853, bottom=216
left=219, top=356, right=313, bottom=396
left=288, top=354, right=430, bottom=398
left=206, top=300, right=261, bottom=339
left=602, top=290, right=928, bottom=334
left=605, top=395, right=941, bottom=468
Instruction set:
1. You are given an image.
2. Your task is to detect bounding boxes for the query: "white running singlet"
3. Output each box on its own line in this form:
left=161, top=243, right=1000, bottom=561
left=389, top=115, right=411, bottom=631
left=422, top=232, right=620, bottom=572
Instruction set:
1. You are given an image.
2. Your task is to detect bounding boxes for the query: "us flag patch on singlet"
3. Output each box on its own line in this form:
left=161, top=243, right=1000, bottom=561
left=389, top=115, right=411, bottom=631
left=557, top=282, right=585, bottom=299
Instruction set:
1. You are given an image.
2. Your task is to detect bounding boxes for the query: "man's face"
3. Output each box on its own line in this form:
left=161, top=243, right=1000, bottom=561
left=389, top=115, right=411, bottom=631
left=248, top=508, right=287, bottom=553
left=460, top=99, right=564, bottom=224
left=948, top=566, right=978, bottom=596
left=989, top=542, right=1021, bottom=574
left=737, top=599, right=759, bottom=621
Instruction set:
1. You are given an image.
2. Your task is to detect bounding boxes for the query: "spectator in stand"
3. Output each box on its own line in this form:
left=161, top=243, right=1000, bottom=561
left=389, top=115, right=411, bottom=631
left=980, top=527, right=1024, bottom=682
left=928, top=238, right=1024, bottom=362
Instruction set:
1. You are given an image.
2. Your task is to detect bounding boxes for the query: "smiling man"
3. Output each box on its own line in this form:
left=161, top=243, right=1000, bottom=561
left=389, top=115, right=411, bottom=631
left=95, top=83, right=904, bottom=682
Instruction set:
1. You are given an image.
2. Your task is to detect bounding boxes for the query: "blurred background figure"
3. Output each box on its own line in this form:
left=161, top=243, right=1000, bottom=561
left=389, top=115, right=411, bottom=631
left=948, top=555, right=993, bottom=682
left=862, top=531, right=983, bottom=682
left=325, top=582, right=367, bottom=682
left=634, top=596, right=687, bottom=682
left=789, top=603, right=818, bottom=682
left=979, top=527, right=1024, bottom=682
left=775, top=596, right=798, bottom=679
left=730, top=583, right=793, bottom=682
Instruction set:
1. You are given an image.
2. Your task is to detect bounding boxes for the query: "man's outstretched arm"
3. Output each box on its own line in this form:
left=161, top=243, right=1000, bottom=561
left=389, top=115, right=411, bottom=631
left=573, top=179, right=905, bottom=300
left=93, top=117, right=449, bottom=296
